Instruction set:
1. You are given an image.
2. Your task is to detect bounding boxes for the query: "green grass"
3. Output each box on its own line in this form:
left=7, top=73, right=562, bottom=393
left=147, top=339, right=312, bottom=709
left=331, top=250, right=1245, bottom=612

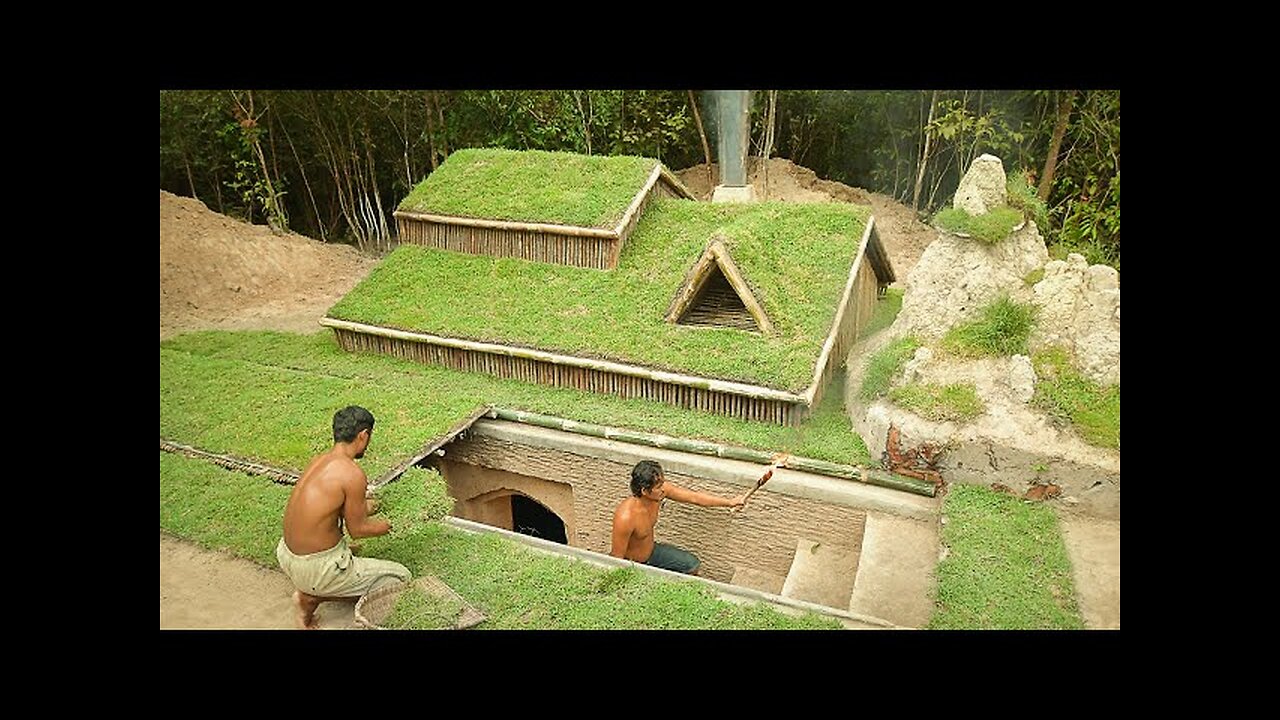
left=859, top=287, right=904, bottom=339
left=382, top=585, right=465, bottom=630
left=1032, top=348, right=1120, bottom=450
left=927, top=484, right=1084, bottom=629
left=888, top=383, right=985, bottom=423
left=160, top=330, right=874, bottom=479
left=159, top=452, right=841, bottom=630
left=940, top=295, right=1037, bottom=358
left=1006, top=170, right=1050, bottom=231
left=1049, top=236, right=1121, bottom=274
left=859, top=336, right=919, bottom=401
left=933, top=206, right=1024, bottom=244
left=397, top=148, right=656, bottom=228
left=160, top=451, right=286, bottom=566
left=1023, top=268, right=1045, bottom=286
left=329, top=199, right=869, bottom=392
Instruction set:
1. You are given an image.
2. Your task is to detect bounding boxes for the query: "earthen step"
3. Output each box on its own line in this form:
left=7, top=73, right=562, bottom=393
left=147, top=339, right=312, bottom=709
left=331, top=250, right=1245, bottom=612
left=780, top=538, right=860, bottom=609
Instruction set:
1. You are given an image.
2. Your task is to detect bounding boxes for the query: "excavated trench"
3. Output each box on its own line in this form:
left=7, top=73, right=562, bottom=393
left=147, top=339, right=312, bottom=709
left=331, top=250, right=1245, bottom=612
left=411, top=414, right=941, bottom=626
left=160, top=408, right=944, bottom=627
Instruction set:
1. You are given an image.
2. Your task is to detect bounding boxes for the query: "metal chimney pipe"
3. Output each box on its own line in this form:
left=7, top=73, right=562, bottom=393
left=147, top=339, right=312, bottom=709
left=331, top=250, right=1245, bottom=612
left=714, top=90, right=751, bottom=187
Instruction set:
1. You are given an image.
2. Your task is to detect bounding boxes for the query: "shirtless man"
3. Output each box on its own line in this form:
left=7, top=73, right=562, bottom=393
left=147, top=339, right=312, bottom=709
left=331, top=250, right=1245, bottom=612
left=610, top=460, right=751, bottom=575
left=276, top=405, right=410, bottom=629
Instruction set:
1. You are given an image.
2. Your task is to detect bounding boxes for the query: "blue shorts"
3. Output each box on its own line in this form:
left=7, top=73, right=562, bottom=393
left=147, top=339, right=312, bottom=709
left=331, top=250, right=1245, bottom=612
left=643, top=542, right=700, bottom=574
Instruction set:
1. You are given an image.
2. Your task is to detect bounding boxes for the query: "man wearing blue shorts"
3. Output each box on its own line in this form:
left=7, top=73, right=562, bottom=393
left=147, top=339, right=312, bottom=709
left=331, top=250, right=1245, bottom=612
left=609, top=460, right=749, bottom=575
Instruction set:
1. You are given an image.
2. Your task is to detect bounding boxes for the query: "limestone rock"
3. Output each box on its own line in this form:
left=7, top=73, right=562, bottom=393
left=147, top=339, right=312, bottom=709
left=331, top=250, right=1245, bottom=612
left=1030, top=253, right=1120, bottom=385
left=895, top=221, right=1048, bottom=342
left=952, top=153, right=1008, bottom=216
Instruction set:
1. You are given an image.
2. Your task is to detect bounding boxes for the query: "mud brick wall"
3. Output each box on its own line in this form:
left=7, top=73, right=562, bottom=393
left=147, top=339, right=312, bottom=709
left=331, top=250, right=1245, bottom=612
left=438, top=434, right=866, bottom=584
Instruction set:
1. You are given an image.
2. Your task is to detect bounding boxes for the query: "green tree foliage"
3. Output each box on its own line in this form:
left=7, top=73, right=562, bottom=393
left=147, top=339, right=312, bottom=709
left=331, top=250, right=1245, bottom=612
left=160, top=89, right=1119, bottom=268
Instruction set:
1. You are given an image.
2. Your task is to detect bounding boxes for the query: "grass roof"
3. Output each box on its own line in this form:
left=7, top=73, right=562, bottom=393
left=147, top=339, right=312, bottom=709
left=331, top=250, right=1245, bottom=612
left=396, top=148, right=657, bottom=229
left=331, top=199, right=870, bottom=393
left=159, top=331, right=869, bottom=480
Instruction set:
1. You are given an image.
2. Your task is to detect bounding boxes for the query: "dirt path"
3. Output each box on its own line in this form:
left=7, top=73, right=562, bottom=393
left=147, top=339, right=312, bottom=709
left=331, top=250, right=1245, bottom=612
left=159, top=165, right=1117, bottom=629
left=1058, top=515, right=1121, bottom=629
left=160, top=532, right=359, bottom=630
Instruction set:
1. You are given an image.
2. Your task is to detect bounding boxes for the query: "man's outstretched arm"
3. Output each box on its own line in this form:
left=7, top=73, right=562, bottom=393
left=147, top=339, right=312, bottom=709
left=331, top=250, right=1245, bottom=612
left=663, top=481, right=746, bottom=509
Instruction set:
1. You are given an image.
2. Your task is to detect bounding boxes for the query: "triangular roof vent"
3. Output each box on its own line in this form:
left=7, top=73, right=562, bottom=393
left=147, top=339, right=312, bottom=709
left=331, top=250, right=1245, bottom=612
left=666, top=238, right=773, bottom=334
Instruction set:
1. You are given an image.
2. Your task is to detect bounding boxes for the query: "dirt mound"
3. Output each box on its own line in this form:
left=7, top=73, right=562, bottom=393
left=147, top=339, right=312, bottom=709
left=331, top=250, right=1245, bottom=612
left=673, top=158, right=935, bottom=282
left=159, top=190, right=376, bottom=339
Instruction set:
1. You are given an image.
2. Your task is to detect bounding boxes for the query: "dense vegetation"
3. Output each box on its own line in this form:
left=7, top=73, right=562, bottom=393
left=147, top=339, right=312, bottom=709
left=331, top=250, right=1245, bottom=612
left=160, top=90, right=1119, bottom=268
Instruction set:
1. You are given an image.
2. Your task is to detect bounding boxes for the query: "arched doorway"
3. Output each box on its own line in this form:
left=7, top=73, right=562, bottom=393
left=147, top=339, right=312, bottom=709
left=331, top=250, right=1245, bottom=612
left=511, top=494, right=567, bottom=544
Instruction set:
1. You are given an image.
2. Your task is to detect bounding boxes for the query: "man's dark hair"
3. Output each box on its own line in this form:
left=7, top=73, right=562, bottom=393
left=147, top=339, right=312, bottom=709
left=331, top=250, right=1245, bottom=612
left=631, top=460, right=664, bottom=497
left=333, top=405, right=375, bottom=444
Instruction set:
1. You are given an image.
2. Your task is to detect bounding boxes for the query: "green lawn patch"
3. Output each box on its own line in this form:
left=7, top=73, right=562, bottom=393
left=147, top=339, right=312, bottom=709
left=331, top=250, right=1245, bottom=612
left=888, top=382, right=984, bottom=423
left=161, top=330, right=875, bottom=477
left=941, top=295, right=1037, bottom=358
left=397, top=148, right=656, bottom=229
left=927, top=484, right=1084, bottom=629
left=383, top=585, right=465, bottom=630
left=1032, top=347, right=1120, bottom=450
left=859, top=287, right=903, bottom=339
left=159, top=452, right=840, bottom=630
left=859, top=336, right=919, bottom=401
left=933, top=206, right=1024, bottom=244
left=330, top=199, right=869, bottom=392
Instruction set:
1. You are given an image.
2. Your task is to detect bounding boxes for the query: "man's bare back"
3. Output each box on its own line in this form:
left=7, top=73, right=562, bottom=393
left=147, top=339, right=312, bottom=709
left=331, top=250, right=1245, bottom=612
left=277, top=409, right=407, bottom=629
left=282, top=450, right=362, bottom=555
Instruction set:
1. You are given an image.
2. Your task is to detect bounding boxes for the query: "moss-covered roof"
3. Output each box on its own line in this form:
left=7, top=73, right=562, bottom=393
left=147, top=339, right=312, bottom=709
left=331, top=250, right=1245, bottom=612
left=396, top=148, right=658, bottom=229
left=330, top=199, right=870, bottom=393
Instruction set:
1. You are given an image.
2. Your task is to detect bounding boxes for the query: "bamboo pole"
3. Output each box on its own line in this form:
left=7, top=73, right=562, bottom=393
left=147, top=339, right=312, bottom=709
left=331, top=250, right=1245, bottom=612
left=369, top=405, right=492, bottom=490
left=658, top=165, right=698, bottom=200
left=612, top=163, right=663, bottom=239
left=160, top=438, right=300, bottom=485
left=804, top=216, right=876, bottom=406
left=394, top=210, right=618, bottom=239
left=484, top=408, right=936, bottom=497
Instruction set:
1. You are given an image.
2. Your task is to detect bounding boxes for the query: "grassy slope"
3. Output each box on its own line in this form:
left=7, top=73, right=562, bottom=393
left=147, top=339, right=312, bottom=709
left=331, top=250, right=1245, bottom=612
left=330, top=199, right=868, bottom=392
left=160, top=331, right=873, bottom=478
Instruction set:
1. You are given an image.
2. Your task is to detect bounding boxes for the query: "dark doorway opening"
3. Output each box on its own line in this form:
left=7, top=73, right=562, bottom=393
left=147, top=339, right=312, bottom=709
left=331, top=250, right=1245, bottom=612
left=678, top=266, right=758, bottom=331
left=511, top=494, right=567, bottom=544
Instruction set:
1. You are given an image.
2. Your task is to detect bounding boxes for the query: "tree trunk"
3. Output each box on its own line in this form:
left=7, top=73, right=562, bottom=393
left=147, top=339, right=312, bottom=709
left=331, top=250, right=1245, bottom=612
left=575, top=91, right=592, bottom=155
left=213, top=168, right=224, bottom=213
left=281, top=121, right=325, bottom=241
left=424, top=92, right=439, bottom=171
left=761, top=90, right=778, bottom=200
left=912, top=90, right=938, bottom=213
left=433, top=91, right=450, bottom=158
left=687, top=90, right=714, bottom=191
left=1039, top=90, right=1076, bottom=201
left=182, top=150, right=196, bottom=199
left=252, top=140, right=286, bottom=234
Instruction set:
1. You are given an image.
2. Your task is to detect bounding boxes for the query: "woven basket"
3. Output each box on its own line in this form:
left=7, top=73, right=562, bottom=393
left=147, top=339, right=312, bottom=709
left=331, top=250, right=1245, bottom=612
left=354, top=575, right=486, bottom=630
